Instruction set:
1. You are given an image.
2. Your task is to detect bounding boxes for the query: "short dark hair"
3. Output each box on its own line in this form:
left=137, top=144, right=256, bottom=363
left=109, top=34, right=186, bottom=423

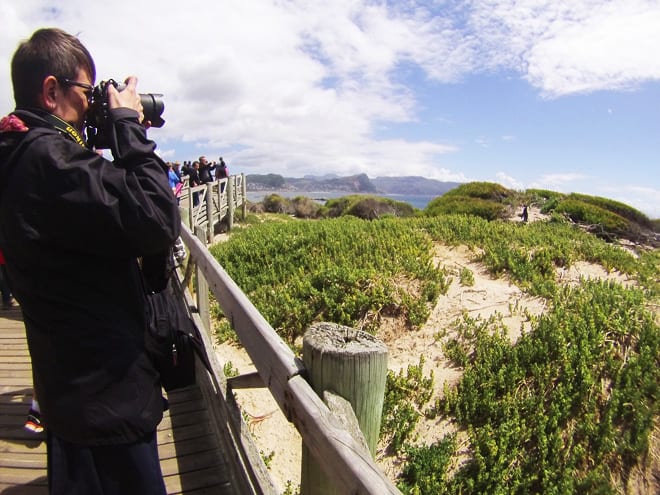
left=10, top=28, right=96, bottom=108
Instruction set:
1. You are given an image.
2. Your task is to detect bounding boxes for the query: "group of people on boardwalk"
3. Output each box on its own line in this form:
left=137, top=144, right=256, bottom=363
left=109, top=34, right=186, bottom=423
left=0, top=27, right=180, bottom=494
left=167, top=156, right=229, bottom=204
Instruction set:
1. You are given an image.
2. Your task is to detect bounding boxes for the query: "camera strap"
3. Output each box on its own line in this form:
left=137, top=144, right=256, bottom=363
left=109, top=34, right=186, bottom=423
left=41, top=113, right=88, bottom=149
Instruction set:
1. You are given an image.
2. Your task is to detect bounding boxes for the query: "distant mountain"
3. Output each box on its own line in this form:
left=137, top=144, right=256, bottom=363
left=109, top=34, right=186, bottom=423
left=246, top=173, right=461, bottom=196
left=371, top=176, right=462, bottom=195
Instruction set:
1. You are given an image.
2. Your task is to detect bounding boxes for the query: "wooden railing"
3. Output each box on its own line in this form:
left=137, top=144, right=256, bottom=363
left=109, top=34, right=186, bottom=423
left=179, top=223, right=401, bottom=494
left=178, top=174, right=247, bottom=243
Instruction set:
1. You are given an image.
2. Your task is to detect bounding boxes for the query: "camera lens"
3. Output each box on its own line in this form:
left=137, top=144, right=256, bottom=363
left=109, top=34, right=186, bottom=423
left=141, top=93, right=165, bottom=127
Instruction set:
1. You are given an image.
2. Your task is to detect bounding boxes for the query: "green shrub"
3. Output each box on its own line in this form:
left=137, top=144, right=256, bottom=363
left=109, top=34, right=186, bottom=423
left=262, top=193, right=292, bottom=214
left=324, top=195, right=416, bottom=219
left=525, top=188, right=566, bottom=204
left=210, top=217, right=448, bottom=343
left=425, top=196, right=508, bottom=220
left=433, top=281, right=660, bottom=494
left=554, top=199, right=629, bottom=238
left=424, top=182, right=514, bottom=220
left=459, top=267, right=474, bottom=286
left=291, top=196, right=321, bottom=218
left=566, top=193, right=652, bottom=229
left=398, top=435, right=457, bottom=494
left=441, top=182, right=514, bottom=202
left=381, top=355, right=434, bottom=454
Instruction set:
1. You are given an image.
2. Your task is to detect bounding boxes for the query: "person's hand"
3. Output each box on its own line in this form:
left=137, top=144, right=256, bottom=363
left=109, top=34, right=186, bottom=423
left=106, top=76, right=144, bottom=123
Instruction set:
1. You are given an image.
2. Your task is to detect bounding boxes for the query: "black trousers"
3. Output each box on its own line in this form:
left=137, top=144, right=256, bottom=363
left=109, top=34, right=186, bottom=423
left=47, top=430, right=167, bottom=495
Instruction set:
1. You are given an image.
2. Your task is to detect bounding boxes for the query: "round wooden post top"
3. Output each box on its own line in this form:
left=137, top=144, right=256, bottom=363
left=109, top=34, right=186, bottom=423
left=304, top=322, right=387, bottom=356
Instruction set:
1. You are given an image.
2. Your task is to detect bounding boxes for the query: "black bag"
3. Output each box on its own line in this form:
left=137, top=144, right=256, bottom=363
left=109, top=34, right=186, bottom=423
left=142, top=250, right=200, bottom=391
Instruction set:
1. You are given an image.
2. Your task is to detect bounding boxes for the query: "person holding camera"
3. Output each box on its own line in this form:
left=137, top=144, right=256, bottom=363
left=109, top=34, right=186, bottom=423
left=198, top=155, right=214, bottom=183
left=0, top=28, right=179, bottom=494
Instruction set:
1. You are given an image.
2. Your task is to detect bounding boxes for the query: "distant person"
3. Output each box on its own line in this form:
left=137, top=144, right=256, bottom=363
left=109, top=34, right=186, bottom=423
left=520, top=205, right=529, bottom=223
left=167, top=162, right=182, bottom=196
left=172, top=161, right=182, bottom=180
left=181, top=160, right=191, bottom=176
left=189, top=160, right=202, bottom=206
left=215, top=156, right=228, bottom=180
left=198, top=155, right=213, bottom=183
left=0, top=27, right=179, bottom=494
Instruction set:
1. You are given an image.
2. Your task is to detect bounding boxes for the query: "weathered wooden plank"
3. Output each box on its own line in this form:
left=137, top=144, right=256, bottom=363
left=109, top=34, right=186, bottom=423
left=156, top=421, right=211, bottom=446
left=0, top=378, right=35, bottom=387
left=158, top=410, right=209, bottom=431
left=183, top=278, right=278, bottom=495
left=287, top=375, right=401, bottom=494
left=0, top=350, right=31, bottom=357
left=0, top=467, right=47, bottom=484
left=164, top=466, right=234, bottom=494
left=0, top=482, right=47, bottom=495
left=0, top=439, right=46, bottom=455
left=158, top=435, right=218, bottom=460
left=160, top=448, right=226, bottom=476
left=0, top=363, right=32, bottom=371
left=0, top=425, right=45, bottom=442
left=0, top=339, right=28, bottom=345
left=0, top=369, right=33, bottom=379
left=0, top=393, right=32, bottom=406
left=0, top=356, right=33, bottom=364
left=0, top=451, right=47, bottom=468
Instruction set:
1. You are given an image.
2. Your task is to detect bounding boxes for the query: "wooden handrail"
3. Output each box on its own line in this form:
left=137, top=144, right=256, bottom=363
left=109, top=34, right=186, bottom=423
left=179, top=174, right=246, bottom=241
left=179, top=223, right=401, bottom=494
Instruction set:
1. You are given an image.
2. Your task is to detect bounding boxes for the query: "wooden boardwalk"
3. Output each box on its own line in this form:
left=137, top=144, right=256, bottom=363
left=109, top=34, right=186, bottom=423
left=0, top=305, right=236, bottom=495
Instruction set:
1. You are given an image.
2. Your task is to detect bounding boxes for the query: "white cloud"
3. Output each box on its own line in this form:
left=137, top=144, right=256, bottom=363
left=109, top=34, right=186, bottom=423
left=600, top=185, right=660, bottom=218
left=532, top=173, right=589, bottom=188
left=496, top=172, right=524, bottom=190
left=464, top=0, right=660, bottom=97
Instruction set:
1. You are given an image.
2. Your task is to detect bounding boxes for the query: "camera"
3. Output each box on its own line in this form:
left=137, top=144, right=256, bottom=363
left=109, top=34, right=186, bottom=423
left=86, top=79, right=165, bottom=149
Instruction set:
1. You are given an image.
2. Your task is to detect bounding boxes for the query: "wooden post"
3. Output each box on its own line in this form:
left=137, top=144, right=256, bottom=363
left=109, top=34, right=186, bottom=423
left=301, top=322, right=388, bottom=495
left=187, top=184, right=194, bottom=230
left=205, top=183, right=213, bottom=243
left=241, top=173, right=247, bottom=220
left=227, top=176, right=235, bottom=231
left=194, top=226, right=211, bottom=333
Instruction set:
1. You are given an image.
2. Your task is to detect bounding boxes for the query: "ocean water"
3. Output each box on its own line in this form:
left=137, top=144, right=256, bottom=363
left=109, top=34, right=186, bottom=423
left=246, top=191, right=438, bottom=210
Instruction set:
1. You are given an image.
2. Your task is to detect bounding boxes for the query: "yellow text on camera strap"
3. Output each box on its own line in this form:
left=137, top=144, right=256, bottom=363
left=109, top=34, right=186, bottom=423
left=42, top=113, right=88, bottom=149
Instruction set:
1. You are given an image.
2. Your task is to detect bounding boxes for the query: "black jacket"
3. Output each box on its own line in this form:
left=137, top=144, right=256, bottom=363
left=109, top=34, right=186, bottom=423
left=0, top=108, right=180, bottom=445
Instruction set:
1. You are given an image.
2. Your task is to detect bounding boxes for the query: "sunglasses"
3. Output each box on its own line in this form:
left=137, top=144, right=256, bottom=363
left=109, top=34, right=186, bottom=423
left=56, top=76, right=94, bottom=103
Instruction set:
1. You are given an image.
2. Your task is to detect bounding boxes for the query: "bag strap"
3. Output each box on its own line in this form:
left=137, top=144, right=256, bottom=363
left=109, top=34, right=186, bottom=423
left=167, top=264, right=215, bottom=374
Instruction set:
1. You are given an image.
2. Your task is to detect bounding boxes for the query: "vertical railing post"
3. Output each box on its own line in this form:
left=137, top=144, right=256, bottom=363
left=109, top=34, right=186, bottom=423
left=194, top=226, right=211, bottom=333
left=241, top=173, right=247, bottom=220
left=300, top=322, right=388, bottom=495
left=205, top=183, right=213, bottom=243
left=187, top=184, right=194, bottom=230
left=227, top=176, right=235, bottom=231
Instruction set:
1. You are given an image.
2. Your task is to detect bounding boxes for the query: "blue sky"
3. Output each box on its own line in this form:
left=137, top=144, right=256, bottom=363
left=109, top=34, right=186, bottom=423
left=1, top=0, right=659, bottom=217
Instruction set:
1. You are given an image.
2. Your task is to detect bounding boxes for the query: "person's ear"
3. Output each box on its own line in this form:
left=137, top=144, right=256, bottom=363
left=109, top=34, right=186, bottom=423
left=40, top=76, right=59, bottom=111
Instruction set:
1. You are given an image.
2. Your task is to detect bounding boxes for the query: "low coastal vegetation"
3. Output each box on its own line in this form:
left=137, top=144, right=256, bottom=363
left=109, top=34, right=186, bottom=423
left=210, top=182, right=659, bottom=494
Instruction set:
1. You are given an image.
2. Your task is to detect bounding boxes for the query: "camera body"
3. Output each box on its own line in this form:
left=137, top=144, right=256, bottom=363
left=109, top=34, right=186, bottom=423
left=86, top=79, right=165, bottom=149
